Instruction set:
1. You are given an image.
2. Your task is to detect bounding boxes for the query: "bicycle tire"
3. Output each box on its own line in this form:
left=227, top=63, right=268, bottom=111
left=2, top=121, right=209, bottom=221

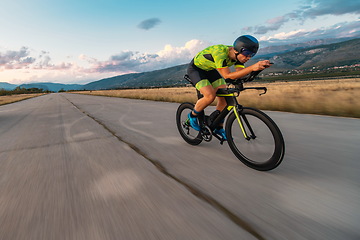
left=176, top=102, right=203, bottom=145
left=225, top=107, right=285, bottom=171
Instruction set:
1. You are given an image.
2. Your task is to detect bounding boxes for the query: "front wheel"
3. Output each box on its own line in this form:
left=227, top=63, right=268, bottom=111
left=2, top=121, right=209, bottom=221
left=225, top=107, right=285, bottom=171
left=176, top=102, right=203, bottom=145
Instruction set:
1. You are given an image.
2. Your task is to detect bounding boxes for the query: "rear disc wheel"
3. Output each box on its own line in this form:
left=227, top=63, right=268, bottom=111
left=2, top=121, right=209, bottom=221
left=176, top=102, right=203, bottom=145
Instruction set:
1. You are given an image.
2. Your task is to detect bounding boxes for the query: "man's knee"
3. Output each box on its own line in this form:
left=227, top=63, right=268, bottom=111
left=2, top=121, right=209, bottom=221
left=203, top=93, right=216, bottom=103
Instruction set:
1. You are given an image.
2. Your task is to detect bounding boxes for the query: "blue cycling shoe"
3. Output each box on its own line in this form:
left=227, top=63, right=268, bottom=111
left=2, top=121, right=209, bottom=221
left=187, top=112, right=200, bottom=131
left=214, top=128, right=227, bottom=140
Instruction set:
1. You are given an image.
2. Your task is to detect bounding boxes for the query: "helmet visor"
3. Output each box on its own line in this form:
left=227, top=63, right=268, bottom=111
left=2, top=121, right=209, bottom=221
left=240, top=48, right=256, bottom=58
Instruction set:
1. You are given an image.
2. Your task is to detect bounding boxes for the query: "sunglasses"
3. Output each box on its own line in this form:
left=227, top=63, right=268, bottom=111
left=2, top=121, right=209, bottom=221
left=240, top=48, right=256, bottom=58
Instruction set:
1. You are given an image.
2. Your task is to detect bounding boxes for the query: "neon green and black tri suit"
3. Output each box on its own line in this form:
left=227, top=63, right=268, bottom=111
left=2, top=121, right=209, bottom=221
left=187, top=44, right=244, bottom=90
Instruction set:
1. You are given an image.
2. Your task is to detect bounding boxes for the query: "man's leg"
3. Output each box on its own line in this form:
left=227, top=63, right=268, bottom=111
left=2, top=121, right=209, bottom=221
left=193, top=85, right=216, bottom=113
left=213, top=84, right=227, bottom=139
left=188, top=85, right=216, bottom=131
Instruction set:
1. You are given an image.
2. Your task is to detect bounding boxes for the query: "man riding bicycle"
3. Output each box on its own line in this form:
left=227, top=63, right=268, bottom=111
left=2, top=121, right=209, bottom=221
left=187, top=35, right=271, bottom=139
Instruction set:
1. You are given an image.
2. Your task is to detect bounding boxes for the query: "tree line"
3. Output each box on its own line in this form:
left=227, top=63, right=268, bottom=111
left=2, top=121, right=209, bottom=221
left=0, top=87, right=52, bottom=96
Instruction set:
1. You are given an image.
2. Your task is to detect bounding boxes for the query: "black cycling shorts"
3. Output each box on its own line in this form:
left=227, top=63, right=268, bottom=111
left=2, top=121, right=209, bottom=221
left=187, top=59, right=225, bottom=90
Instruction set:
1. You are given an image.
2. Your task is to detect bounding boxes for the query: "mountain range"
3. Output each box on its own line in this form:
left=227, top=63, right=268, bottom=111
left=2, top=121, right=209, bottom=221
left=265, top=38, right=359, bottom=70
left=1, top=37, right=359, bottom=92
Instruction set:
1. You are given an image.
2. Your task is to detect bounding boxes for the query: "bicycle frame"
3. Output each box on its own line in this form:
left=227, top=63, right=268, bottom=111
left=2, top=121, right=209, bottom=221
left=184, top=73, right=267, bottom=143
left=201, top=84, right=267, bottom=143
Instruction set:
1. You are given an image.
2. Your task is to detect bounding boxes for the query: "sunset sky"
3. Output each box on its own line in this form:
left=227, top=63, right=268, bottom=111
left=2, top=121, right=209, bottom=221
left=0, top=0, right=359, bottom=84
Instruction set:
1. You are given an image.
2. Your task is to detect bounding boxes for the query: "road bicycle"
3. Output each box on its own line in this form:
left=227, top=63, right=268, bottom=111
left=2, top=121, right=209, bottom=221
left=176, top=70, right=285, bottom=171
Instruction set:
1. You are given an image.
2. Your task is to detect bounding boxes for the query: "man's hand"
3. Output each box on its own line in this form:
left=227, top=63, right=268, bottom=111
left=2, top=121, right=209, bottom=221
left=252, top=60, right=272, bottom=71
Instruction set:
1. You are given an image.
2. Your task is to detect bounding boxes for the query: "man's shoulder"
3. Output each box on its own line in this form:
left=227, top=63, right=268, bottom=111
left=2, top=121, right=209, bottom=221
left=202, top=45, right=229, bottom=58
left=205, top=44, right=229, bottom=51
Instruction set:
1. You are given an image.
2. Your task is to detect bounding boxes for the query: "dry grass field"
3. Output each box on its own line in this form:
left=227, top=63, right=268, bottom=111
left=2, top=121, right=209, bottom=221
left=0, top=94, right=45, bottom=106
left=77, top=78, right=359, bottom=118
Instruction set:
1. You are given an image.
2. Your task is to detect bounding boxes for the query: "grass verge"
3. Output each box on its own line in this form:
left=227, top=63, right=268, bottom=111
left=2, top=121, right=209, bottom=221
left=74, top=78, right=360, bottom=118
left=0, top=94, right=45, bottom=106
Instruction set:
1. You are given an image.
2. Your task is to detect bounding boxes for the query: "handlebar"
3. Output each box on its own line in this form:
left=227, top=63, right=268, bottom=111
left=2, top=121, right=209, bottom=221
left=225, top=62, right=273, bottom=84
left=243, top=86, right=267, bottom=96
left=224, top=65, right=272, bottom=96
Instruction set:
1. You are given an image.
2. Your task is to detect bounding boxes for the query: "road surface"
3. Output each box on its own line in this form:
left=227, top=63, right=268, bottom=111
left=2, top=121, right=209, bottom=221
left=0, top=93, right=359, bottom=240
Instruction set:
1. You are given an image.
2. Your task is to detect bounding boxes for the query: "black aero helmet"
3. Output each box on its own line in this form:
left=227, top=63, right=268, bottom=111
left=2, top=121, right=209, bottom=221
left=233, top=35, right=259, bottom=57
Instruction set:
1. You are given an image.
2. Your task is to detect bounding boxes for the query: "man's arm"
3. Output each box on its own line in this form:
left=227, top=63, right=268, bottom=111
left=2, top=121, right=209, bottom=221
left=217, top=60, right=271, bottom=80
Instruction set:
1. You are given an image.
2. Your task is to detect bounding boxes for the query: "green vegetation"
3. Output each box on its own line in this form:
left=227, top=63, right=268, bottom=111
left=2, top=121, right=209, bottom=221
left=260, top=71, right=360, bottom=82
left=0, top=87, right=52, bottom=96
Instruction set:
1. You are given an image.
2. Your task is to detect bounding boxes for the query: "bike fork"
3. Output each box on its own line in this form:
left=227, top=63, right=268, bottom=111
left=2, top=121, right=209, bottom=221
left=233, top=106, right=256, bottom=141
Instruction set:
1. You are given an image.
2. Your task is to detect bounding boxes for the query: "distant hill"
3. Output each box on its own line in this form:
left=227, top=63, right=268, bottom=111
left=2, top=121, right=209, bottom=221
left=0, top=82, right=17, bottom=90
left=18, top=83, right=83, bottom=92
left=266, top=38, right=360, bottom=70
left=1, top=82, right=83, bottom=92
left=83, top=64, right=188, bottom=90
left=257, top=37, right=358, bottom=56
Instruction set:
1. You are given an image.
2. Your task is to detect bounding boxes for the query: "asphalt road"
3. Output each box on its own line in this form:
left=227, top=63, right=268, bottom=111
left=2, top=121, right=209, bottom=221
left=0, top=93, right=359, bottom=240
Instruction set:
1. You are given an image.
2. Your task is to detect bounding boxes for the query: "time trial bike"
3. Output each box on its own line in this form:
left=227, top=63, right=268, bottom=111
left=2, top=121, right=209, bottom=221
left=176, top=70, right=285, bottom=171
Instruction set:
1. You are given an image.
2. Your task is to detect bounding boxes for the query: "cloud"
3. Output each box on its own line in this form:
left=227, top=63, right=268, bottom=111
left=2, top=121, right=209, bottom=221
left=137, top=18, right=161, bottom=30
left=260, top=29, right=309, bottom=41
left=0, top=47, right=35, bottom=69
left=246, top=0, right=360, bottom=34
left=251, top=13, right=298, bottom=34
left=303, top=0, right=360, bottom=17
left=1, top=39, right=210, bottom=84
left=79, top=54, right=98, bottom=64
left=88, top=39, right=210, bottom=74
left=260, top=20, right=360, bottom=44
left=90, top=51, right=158, bottom=73
left=0, top=47, right=74, bottom=72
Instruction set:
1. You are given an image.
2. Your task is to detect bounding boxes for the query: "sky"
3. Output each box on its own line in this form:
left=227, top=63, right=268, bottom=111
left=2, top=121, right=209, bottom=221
left=0, top=0, right=359, bottom=85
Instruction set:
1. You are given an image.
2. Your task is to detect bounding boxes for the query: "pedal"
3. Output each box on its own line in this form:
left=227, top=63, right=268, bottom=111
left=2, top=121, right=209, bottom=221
left=213, top=132, right=227, bottom=145
left=200, top=126, right=212, bottom=142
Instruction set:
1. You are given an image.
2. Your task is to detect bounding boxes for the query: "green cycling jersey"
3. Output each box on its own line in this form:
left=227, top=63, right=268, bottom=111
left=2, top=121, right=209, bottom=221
left=193, top=44, right=245, bottom=71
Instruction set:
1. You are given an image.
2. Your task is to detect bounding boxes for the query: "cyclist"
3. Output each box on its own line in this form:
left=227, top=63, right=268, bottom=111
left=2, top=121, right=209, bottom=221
left=187, top=35, right=271, bottom=139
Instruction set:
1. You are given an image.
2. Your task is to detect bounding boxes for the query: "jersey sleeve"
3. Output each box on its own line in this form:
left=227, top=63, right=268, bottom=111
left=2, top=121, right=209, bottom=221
left=234, top=61, right=245, bottom=69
